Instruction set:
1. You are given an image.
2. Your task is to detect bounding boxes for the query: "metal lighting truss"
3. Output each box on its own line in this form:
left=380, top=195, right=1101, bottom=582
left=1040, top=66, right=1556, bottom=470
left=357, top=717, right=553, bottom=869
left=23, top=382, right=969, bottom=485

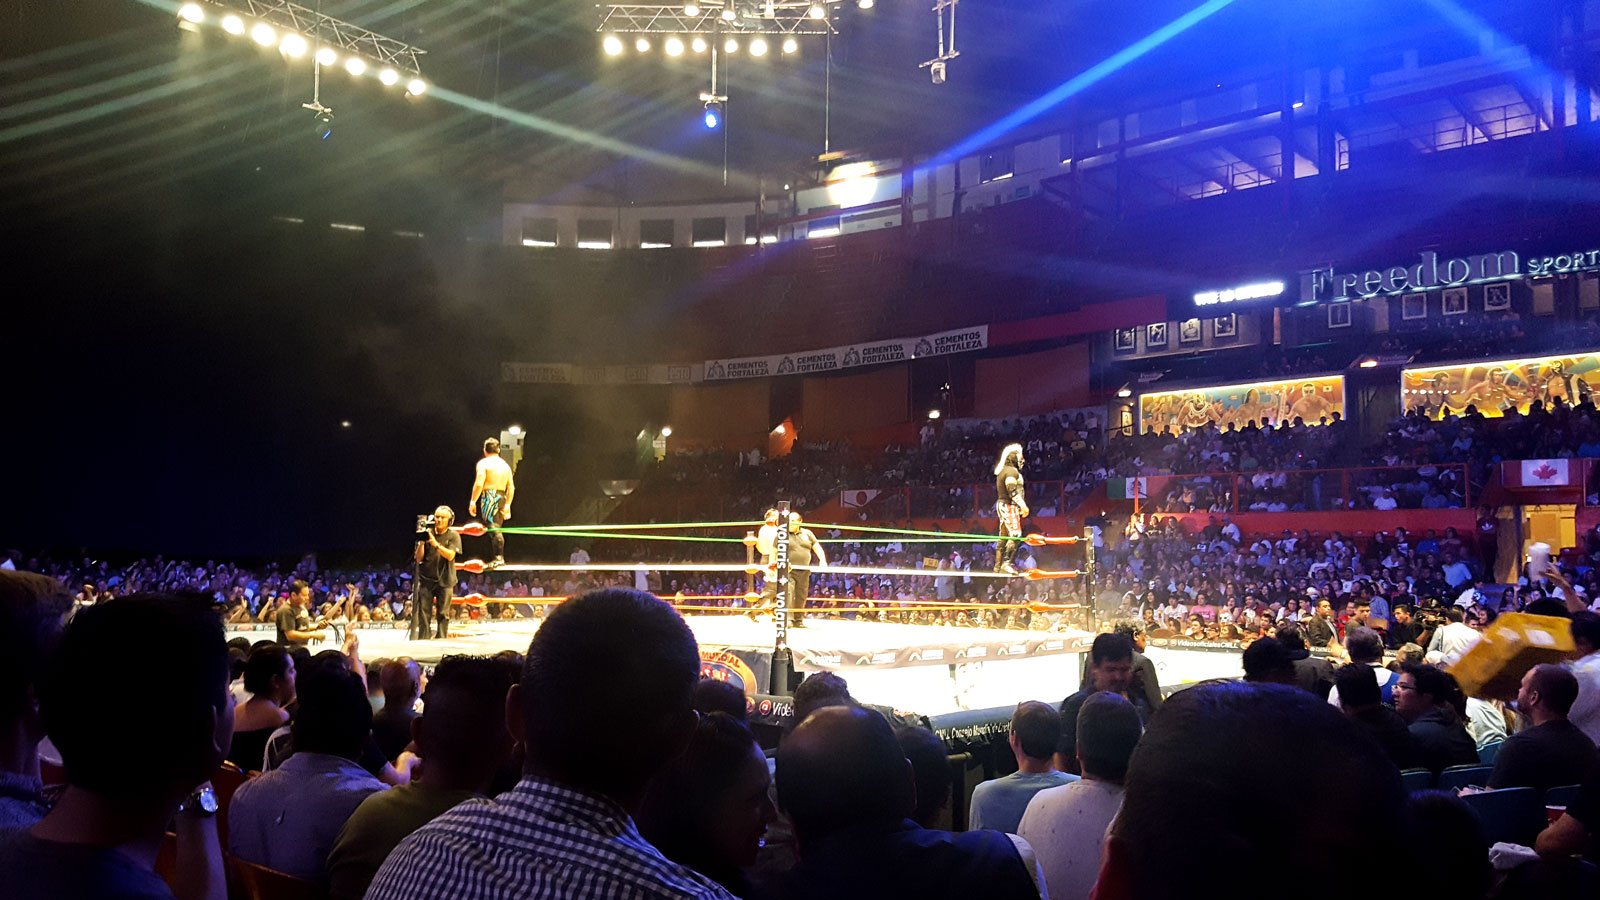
left=207, top=0, right=426, bottom=75
left=596, top=1, right=841, bottom=35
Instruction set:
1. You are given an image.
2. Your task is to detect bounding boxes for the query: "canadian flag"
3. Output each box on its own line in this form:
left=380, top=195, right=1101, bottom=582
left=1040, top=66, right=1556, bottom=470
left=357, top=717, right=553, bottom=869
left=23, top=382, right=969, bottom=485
left=1520, top=459, right=1570, bottom=486
left=840, top=489, right=881, bottom=508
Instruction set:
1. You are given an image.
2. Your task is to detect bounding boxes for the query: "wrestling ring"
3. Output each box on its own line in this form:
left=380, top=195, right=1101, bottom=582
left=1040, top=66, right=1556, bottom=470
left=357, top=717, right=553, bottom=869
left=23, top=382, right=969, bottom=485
left=241, top=515, right=1102, bottom=715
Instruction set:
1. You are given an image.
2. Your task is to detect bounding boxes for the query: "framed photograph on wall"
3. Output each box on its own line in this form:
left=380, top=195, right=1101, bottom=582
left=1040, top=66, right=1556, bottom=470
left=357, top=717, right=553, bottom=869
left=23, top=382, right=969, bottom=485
left=1328, top=302, right=1352, bottom=329
left=1442, top=287, right=1468, bottom=316
left=1178, top=318, right=1202, bottom=344
left=1212, top=313, right=1237, bottom=338
left=1146, top=322, right=1169, bottom=348
left=1484, top=282, right=1512, bottom=311
left=1113, top=328, right=1138, bottom=352
left=1401, top=292, right=1427, bottom=320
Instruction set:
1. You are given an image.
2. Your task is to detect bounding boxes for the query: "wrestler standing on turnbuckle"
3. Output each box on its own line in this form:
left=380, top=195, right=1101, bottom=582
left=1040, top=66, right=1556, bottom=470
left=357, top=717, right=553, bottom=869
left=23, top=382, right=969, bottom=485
left=469, top=437, right=515, bottom=569
left=993, top=443, right=1028, bottom=575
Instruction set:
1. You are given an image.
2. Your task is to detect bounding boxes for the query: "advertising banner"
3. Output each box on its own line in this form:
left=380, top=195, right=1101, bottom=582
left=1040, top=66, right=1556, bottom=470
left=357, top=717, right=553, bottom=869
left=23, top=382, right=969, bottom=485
left=703, top=325, right=989, bottom=382
left=1139, top=375, right=1346, bottom=434
left=1401, top=352, right=1600, bottom=419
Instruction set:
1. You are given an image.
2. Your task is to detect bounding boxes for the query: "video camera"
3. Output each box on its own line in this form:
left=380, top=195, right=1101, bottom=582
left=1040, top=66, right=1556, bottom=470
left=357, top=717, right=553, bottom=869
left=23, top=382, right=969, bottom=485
left=416, top=514, right=437, bottom=538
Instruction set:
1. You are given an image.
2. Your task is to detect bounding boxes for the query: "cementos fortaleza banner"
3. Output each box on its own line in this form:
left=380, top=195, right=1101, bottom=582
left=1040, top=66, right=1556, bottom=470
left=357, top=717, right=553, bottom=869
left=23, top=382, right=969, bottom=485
left=703, top=325, right=988, bottom=382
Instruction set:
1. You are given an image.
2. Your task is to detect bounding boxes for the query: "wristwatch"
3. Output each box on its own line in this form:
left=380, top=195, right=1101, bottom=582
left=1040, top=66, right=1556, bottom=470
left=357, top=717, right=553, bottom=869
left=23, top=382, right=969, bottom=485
left=177, top=785, right=218, bottom=816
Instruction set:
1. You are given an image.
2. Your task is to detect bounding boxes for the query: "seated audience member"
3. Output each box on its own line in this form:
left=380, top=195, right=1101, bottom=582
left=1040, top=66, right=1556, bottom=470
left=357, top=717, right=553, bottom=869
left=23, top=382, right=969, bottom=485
left=1334, top=663, right=1421, bottom=771
left=228, top=664, right=386, bottom=881
left=371, top=658, right=421, bottom=763
left=896, top=725, right=954, bottom=829
left=969, top=702, right=1078, bottom=834
left=1428, top=605, right=1481, bottom=661
left=1489, top=664, right=1600, bottom=794
left=1057, top=633, right=1134, bottom=774
left=1018, top=693, right=1143, bottom=900
left=638, top=713, right=776, bottom=898
left=1395, top=664, right=1480, bottom=775
left=327, top=655, right=516, bottom=900
left=1095, top=682, right=1410, bottom=900
left=1, top=594, right=231, bottom=900
left=0, top=572, right=72, bottom=832
left=1566, top=612, right=1600, bottom=745
left=1464, top=696, right=1509, bottom=749
left=366, top=589, right=733, bottom=900
left=1405, top=791, right=1491, bottom=900
left=1241, top=637, right=1296, bottom=685
left=774, top=705, right=1042, bottom=900
left=1277, top=623, right=1334, bottom=700
left=1536, top=761, right=1600, bottom=861
left=1328, top=627, right=1398, bottom=709
left=693, top=678, right=751, bottom=721
left=230, top=646, right=295, bottom=771
left=792, top=671, right=854, bottom=725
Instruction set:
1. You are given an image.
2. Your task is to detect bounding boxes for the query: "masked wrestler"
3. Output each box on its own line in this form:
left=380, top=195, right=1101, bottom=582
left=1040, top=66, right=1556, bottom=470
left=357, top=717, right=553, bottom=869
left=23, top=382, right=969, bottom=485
left=994, top=443, right=1028, bottom=575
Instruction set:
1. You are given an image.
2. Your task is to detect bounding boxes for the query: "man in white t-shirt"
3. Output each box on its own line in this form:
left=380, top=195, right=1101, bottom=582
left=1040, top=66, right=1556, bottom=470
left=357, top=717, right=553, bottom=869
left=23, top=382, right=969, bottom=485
left=1018, top=693, right=1143, bottom=900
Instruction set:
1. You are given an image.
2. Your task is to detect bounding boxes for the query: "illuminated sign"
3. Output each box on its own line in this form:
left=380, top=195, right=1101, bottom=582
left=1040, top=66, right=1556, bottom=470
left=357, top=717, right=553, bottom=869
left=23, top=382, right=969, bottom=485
left=1302, top=250, right=1520, bottom=302
left=1194, top=280, right=1284, bottom=307
left=1139, top=375, right=1345, bottom=434
left=1401, top=352, right=1600, bottom=419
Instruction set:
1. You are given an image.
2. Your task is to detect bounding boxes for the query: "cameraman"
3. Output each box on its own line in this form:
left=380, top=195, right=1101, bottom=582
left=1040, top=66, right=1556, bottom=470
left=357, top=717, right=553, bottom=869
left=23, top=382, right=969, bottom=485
left=413, top=505, right=461, bottom=640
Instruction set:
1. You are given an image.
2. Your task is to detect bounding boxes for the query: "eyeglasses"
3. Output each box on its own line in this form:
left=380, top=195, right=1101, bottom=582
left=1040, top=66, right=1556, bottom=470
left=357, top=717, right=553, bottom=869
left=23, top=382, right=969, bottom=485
left=1393, top=682, right=1417, bottom=692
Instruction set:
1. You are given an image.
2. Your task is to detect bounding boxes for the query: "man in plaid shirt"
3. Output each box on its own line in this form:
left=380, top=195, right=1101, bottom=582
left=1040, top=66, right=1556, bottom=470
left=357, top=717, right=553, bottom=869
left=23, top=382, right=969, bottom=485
left=366, top=589, right=734, bottom=900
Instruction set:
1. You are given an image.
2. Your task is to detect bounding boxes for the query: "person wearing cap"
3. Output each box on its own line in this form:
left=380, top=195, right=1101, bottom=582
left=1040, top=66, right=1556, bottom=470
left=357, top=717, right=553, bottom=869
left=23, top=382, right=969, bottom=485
left=413, top=505, right=460, bottom=640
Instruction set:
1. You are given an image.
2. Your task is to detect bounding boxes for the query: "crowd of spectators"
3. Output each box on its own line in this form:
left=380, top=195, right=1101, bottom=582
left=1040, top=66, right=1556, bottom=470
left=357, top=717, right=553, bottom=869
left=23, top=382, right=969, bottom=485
left=5, top=573, right=1599, bottom=900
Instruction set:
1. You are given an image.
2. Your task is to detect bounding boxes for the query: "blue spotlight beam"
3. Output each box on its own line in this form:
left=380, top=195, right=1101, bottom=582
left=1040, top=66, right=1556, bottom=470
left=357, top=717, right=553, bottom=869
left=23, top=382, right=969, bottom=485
left=1418, top=0, right=1557, bottom=103
left=929, top=0, right=1238, bottom=169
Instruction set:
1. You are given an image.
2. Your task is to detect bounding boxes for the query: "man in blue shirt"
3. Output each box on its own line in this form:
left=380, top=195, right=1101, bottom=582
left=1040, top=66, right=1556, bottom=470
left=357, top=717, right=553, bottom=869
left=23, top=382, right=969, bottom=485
left=969, top=702, right=1078, bottom=834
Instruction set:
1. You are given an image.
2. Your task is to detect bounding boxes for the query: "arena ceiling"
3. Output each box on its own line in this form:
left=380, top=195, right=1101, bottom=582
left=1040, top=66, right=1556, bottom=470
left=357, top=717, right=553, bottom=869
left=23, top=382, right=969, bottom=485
left=0, top=0, right=1565, bottom=219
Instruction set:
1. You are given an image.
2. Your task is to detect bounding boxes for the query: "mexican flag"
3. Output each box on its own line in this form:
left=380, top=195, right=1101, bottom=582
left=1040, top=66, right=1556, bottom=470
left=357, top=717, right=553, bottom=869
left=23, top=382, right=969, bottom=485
left=1108, top=477, right=1148, bottom=499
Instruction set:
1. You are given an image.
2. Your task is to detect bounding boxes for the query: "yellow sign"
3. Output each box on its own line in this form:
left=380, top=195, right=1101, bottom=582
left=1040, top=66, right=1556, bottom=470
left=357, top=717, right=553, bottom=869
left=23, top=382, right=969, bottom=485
left=1401, top=352, right=1600, bottom=419
left=1139, top=375, right=1345, bottom=434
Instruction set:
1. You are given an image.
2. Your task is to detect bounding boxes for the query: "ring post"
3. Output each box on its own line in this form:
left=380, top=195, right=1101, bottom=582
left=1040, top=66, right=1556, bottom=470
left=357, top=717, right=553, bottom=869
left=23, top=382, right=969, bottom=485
left=769, top=501, right=794, bottom=696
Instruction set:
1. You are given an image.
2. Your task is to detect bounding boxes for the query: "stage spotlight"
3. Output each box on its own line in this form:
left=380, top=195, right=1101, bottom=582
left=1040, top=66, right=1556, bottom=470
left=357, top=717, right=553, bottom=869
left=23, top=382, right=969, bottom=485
left=280, top=33, right=308, bottom=57
left=749, top=37, right=767, bottom=56
left=344, top=56, right=366, bottom=75
left=665, top=36, right=684, bottom=56
left=660, top=425, right=673, bottom=437
left=221, top=14, right=244, bottom=34
left=378, top=67, right=400, bottom=85
left=782, top=37, right=798, bottom=53
left=703, top=102, right=721, bottom=128
left=406, top=78, right=427, bottom=96
left=251, top=23, right=276, bottom=46
left=724, top=38, right=738, bottom=52
left=178, top=3, right=204, bottom=23
left=603, top=34, right=624, bottom=55
left=808, top=3, right=825, bottom=18
left=316, top=47, right=337, bottom=66
left=683, top=2, right=699, bottom=14
left=635, top=37, right=651, bottom=52
left=858, top=0, right=874, bottom=7
left=722, top=8, right=736, bottom=20
left=313, top=110, right=334, bottom=140
left=691, top=36, right=708, bottom=53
